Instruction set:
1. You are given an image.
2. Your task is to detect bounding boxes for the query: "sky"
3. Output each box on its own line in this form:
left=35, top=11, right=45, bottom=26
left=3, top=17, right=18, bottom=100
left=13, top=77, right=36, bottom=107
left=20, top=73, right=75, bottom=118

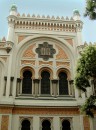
left=0, top=0, right=96, bottom=43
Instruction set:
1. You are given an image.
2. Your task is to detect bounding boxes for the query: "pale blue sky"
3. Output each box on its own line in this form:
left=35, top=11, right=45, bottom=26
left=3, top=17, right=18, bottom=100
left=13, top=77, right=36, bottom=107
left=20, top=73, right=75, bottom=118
left=0, top=0, right=96, bottom=43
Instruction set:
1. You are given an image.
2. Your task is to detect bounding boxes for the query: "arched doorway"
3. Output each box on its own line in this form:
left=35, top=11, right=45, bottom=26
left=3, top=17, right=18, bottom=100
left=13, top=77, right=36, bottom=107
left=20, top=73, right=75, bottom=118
left=62, top=120, right=71, bottom=130
left=22, top=70, right=32, bottom=94
left=42, top=120, right=51, bottom=130
left=21, top=119, right=30, bottom=130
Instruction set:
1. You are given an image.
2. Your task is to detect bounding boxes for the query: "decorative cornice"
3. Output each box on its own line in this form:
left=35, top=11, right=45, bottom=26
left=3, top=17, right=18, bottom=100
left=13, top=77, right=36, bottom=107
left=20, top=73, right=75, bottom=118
left=10, top=13, right=83, bottom=32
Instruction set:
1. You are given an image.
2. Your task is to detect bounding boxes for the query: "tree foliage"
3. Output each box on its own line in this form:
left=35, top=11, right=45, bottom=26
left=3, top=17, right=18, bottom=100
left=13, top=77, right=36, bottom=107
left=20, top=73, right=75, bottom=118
left=75, top=45, right=96, bottom=117
left=84, top=0, right=96, bottom=20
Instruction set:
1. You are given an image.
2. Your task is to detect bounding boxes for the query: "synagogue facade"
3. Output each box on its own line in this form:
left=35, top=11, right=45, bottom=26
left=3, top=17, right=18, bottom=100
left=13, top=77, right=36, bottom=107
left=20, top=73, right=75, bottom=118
left=0, top=5, right=95, bottom=130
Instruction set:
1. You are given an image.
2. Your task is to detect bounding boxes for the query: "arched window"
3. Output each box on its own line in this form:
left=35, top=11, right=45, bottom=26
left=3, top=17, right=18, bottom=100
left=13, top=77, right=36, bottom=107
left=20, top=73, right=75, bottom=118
left=59, top=72, right=68, bottom=95
left=21, top=119, right=30, bottom=130
left=62, top=120, right=71, bottom=130
left=22, top=70, right=32, bottom=94
left=41, top=71, right=50, bottom=95
left=42, top=120, right=51, bottom=130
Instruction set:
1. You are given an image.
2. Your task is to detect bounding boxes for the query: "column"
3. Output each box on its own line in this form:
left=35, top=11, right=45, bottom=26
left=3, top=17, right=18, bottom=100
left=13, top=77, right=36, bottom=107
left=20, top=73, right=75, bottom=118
left=33, top=79, right=40, bottom=97
left=3, top=76, right=7, bottom=96
left=16, top=78, right=21, bottom=96
left=9, top=77, right=14, bottom=96
left=69, top=80, right=75, bottom=97
left=52, top=80, right=58, bottom=97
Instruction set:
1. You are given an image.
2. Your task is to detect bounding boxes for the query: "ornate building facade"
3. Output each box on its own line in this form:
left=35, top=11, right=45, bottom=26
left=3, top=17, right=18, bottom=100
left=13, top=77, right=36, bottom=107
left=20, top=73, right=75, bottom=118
left=0, top=5, right=95, bottom=130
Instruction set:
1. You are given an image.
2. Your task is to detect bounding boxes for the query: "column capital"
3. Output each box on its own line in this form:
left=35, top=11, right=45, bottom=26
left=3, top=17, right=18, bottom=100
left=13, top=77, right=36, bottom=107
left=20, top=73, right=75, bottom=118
left=69, top=80, right=74, bottom=84
left=10, top=76, right=14, bottom=81
left=17, top=78, right=21, bottom=83
left=52, top=79, right=58, bottom=83
left=33, top=79, right=40, bottom=83
left=4, top=76, right=7, bottom=81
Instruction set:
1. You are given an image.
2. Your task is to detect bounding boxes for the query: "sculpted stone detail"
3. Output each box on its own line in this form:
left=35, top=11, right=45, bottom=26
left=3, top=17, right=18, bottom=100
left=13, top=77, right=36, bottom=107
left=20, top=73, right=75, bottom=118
left=36, top=42, right=56, bottom=60
left=21, top=60, right=35, bottom=65
left=1, top=115, right=9, bottom=130
left=83, top=116, right=90, bottom=130
left=22, top=44, right=36, bottom=58
left=56, top=62, right=70, bottom=67
left=0, top=43, right=5, bottom=48
left=39, top=61, right=53, bottom=65
left=56, top=45, right=68, bottom=59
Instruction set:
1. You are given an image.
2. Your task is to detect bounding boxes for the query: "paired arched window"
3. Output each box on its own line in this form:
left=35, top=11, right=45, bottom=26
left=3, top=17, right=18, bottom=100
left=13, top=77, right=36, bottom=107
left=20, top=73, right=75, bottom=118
left=21, top=119, right=30, bottom=130
left=59, top=72, right=68, bottom=95
left=21, top=68, right=69, bottom=96
left=42, top=120, right=51, bottom=130
left=22, top=70, right=32, bottom=94
left=62, top=120, right=71, bottom=130
left=41, top=71, right=50, bottom=95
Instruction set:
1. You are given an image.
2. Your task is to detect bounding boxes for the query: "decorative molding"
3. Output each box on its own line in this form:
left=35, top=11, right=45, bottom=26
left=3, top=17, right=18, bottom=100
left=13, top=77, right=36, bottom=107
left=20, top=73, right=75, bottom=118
left=39, top=61, right=53, bottom=65
left=0, top=107, right=12, bottom=114
left=12, top=107, right=79, bottom=115
left=21, top=60, right=35, bottom=65
left=56, top=62, right=70, bottom=67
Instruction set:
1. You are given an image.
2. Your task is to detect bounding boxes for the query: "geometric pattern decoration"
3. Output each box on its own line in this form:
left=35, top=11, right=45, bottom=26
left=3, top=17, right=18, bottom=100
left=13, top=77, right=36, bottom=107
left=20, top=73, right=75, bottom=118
left=36, top=42, right=56, bottom=60
left=22, top=44, right=36, bottom=58
left=83, top=116, right=90, bottom=130
left=1, top=115, right=9, bottom=130
left=56, top=45, right=68, bottom=59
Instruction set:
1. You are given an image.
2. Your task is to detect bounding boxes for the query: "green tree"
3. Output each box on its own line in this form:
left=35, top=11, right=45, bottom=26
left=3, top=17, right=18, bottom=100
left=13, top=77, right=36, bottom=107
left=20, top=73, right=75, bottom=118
left=75, top=45, right=96, bottom=117
left=84, top=0, right=96, bottom=20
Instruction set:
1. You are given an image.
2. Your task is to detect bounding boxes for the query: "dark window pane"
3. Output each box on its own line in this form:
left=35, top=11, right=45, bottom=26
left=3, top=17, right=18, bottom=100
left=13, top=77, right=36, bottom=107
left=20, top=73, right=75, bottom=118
left=42, top=120, right=51, bottom=130
left=21, top=120, right=30, bottom=130
left=41, top=71, right=50, bottom=94
left=59, top=72, right=68, bottom=95
left=22, top=70, right=32, bottom=94
left=62, top=120, right=71, bottom=130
